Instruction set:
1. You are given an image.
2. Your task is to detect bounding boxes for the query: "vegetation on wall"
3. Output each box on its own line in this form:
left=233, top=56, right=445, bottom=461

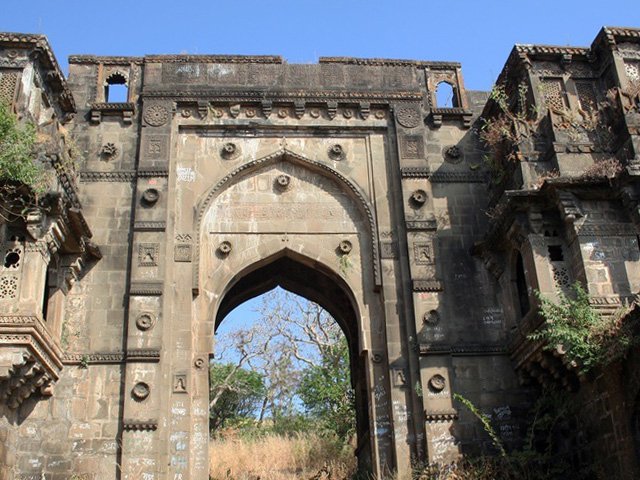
left=0, top=102, right=44, bottom=191
left=529, top=283, right=638, bottom=373
left=410, top=391, right=592, bottom=480
left=479, top=83, right=541, bottom=184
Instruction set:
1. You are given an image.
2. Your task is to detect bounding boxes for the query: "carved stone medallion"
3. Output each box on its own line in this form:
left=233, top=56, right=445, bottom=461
left=443, top=145, right=463, bottom=164
left=428, top=374, right=446, bottom=392
left=339, top=240, right=353, bottom=254
left=328, top=144, right=346, bottom=161
left=132, top=382, right=150, bottom=401
left=423, top=309, right=440, bottom=326
left=220, top=142, right=241, bottom=160
left=135, top=312, right=156, bottom=331
left=143, top=104, right=170, bottom=127
left=396, top=106, right=421, bottom=128
left=218, top=241, right=232, bottom=255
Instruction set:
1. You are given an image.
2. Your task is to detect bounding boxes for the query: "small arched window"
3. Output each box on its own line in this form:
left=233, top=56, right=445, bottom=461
left=515, top=252, right=530, bottom=317
left=104, top=72, right=129, bottom=103
left=435, top=81, right=457, bottom=108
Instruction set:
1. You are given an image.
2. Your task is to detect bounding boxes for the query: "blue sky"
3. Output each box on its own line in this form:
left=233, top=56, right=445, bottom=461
left=2, top=0, right=640, bottom=91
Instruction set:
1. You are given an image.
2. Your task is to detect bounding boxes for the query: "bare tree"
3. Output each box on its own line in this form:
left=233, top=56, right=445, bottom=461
left=211, top=287, right=347, bottom=428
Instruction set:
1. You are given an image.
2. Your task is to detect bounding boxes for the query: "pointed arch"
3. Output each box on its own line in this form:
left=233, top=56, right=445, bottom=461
left=193, top=148, right=380, bottom=294
left=211, top=248, right=372, bottom=474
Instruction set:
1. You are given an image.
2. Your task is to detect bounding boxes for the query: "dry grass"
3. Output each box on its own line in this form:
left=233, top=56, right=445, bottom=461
left=209, top=432, right=357, bottom=480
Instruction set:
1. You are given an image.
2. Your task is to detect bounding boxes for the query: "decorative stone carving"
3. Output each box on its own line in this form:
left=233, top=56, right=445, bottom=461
left=229, top=104, right=241, bottom=118
left=414, top=242, right=434, bottom=265
left=396, top=105, right=421, bottom=128
left=0, top=350, right=53, bottom=409
left=143, top=136, right=167, bottom=160
left=423, top=310, right=440, bottom=325
left=218, top=241, right=232, bottom=255
left=138, top=243, right=159, bottom=267
left=401, top=167, right=430, bottom=178
left=123, top=420, right=158, bottom=431
left=328, top=144, right=346, bottom=161
left=400, top=135, right=424, bottom=159
left=261, top=100, right=273, bottom=118
left=99, top=142, right=118, bottom=159
left=134, top=221, right=166, bottom=232
left=327, top=102, right=338, bottom=120
left=410, top=189, right=428, bottom=207
left=393, top=368, right=408, bottom=387
left=0, top=276, right=18, bottom=300
left=371, top=352, right=384, bottom=363
left=131, top=382, right=150, bottom=401
left=173, top=373, right=187, bottom=393
left=342, top=108, right=354, bottom=119
left=380, top=241, right=398, bottom=259
left=428, top=374, right=446, bottom=392
left=220, top=142, right=240, bottom=160
left=359, top=102, right=370, bottom=120
left=276, top=174, right=291, bottom=189
left=174, top=243, right=192, bottom=262
left=141, top=188, right=160, bottom=206
left=413, top=279, right=443, bottom=292
left=143, top=104, right=170, bottom=127
left=339, top=240, right=353, bottom=254
left=443, top=145, right=462, bottom=164
left=194, top=356, right=207, bottom=370
left=135, top=312, right=156, bottom=331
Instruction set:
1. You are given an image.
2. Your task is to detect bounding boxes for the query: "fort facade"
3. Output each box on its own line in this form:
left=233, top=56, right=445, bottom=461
left=1, top=26, right=640, bottom=479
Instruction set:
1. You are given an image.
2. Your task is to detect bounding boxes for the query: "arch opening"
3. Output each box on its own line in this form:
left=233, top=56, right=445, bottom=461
left=212, top=253, right=372, bottom=476
left=104, top=72, right=128, bottom=103
left=435, top=81, right=457, bottom=108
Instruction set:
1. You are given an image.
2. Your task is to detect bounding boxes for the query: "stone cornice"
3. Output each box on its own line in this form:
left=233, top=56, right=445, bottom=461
left=62, top=349, right=161, bottom=365
left=146, top=54, right=283, bottom=64
left=79, top=169, right=169, bottom=183
left=69, top=55, right=144, bottom=65
left=319, top=57, right=461, bottom=69
left=142, top=89, right=423, bottom=102
left=419, top=343, right=508, bottom=356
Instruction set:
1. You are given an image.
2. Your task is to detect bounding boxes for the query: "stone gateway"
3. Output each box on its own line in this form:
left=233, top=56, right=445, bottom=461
left=1, top=26, right=640, bottom=479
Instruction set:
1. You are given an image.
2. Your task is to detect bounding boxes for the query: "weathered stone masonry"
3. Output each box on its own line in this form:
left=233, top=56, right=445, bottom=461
left=1, top=26, right=640, bottom=479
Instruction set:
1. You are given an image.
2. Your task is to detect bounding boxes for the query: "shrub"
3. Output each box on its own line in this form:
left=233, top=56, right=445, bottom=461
left=530, top=283, right=638, bottom=373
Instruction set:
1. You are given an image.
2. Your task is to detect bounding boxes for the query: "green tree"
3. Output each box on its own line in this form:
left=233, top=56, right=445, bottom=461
left=209, top=363, right=265, bottom=432
left=298, top=336, right=355, bottom=440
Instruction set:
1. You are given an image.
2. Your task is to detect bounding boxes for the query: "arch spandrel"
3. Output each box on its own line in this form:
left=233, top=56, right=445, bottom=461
left=193, top=149, right=381, bottom=295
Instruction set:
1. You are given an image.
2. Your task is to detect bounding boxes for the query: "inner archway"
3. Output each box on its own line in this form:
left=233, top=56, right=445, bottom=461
left=212, top=253, right=372, bottom=476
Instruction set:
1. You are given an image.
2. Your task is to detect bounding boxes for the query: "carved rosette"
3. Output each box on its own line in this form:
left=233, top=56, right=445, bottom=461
left=396, top=105, right=422, bottom=128
left=143, top=104, right=170, bottom=127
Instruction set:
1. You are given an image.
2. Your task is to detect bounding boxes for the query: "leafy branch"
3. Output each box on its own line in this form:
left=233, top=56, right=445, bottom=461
left=529, top=283, right=638, bottom=373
